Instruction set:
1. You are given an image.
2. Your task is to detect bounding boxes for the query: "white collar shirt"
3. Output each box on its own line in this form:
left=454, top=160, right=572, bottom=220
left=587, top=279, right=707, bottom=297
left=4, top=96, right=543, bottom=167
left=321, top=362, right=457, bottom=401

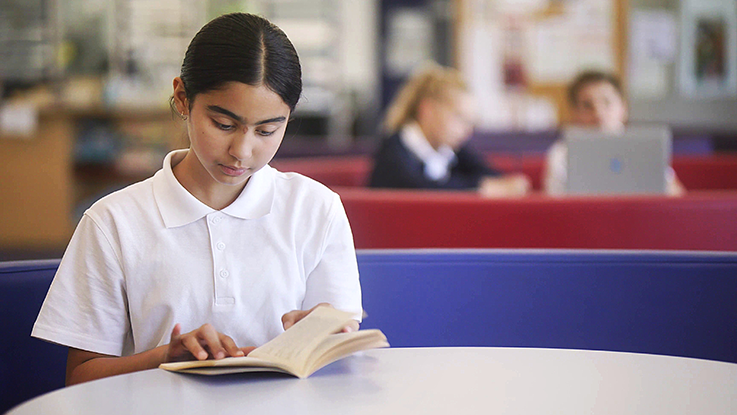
left=33, top=150, right=362, bottom=356
left=400, top=122, right=457, bottom=182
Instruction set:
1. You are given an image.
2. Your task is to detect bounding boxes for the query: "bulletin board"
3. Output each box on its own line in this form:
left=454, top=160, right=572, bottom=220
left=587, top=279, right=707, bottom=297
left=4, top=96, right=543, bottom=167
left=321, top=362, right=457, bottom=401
left=454, top=0, right=628, bottom=130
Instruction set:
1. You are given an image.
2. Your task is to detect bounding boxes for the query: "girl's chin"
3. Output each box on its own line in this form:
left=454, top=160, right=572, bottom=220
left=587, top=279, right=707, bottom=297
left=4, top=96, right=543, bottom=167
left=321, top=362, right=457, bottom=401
left=216, top=174, right=252, bottom=186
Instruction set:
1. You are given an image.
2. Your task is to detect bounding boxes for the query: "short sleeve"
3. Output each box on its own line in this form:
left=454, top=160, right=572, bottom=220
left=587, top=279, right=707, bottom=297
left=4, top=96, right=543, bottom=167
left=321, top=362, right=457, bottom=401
left=665, top=167, right=684, bottom=196
left=544, top=141, right=568, bottom=196
left=32, top=214, right=131, bottom=356
left=301, top=193, right=363, bottom=321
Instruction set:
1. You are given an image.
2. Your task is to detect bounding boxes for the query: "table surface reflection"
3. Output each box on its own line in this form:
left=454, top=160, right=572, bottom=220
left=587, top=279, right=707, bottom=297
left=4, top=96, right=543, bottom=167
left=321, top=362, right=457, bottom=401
left=8, top=347, right=737, bottom=415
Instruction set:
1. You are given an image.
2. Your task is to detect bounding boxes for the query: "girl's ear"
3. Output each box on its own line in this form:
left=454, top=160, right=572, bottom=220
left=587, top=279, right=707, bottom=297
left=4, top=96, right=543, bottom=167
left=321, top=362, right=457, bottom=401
left=172, top=77, right=189, bottom=116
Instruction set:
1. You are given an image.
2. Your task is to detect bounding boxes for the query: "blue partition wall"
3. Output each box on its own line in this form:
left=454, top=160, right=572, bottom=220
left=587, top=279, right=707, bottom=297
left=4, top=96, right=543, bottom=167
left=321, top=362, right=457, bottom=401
left=0, top=259, right=65, bottom=414
left=357, top=250, right=737, bottom=364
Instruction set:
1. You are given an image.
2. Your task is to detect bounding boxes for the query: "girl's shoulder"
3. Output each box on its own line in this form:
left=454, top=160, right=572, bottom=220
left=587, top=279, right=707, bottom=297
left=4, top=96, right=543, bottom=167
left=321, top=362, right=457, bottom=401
left=84, top=176, right=157, bottom=222
left=546, top=139, right=567, bottom=160
left=272, top=167, right=334, bottom=193
left=268, top=166, right=339, bottom=206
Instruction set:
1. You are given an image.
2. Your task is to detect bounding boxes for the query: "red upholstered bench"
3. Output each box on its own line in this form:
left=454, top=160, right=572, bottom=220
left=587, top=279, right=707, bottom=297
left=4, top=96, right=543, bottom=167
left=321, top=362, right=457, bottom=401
left=335, top=188, right=737, bottom=251
left=271, top=154, right=737, bottom=192
left=485, top=154, right=737, bottom=191
left=270, top=156, right=371, bottom=187
left=672, top=155, right=737, bottom=190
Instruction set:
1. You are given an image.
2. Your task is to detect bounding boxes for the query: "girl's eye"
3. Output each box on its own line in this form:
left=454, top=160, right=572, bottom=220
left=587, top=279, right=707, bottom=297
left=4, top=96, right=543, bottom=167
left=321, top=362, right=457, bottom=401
left=214, top=121, right=235, bottom=131
left=258, top=130, right=276, bottom=137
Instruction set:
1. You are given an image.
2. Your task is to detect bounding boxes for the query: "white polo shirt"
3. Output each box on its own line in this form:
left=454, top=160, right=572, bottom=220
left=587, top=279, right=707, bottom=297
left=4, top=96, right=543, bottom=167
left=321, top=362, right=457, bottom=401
left=32, top=150, right=362, bottom=356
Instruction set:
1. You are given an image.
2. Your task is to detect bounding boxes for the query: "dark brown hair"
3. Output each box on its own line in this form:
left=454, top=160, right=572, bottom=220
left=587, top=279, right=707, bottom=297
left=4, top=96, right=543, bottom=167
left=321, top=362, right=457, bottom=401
left=178, top=13, right=302, bottom=111
left=568, top=70, right=623, bottom=107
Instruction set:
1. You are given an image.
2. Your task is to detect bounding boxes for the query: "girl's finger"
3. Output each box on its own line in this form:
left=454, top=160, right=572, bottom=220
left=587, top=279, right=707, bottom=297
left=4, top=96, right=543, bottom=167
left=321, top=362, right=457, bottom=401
left=341, top=320, right=360, bottom=333
left=182, top=335, right=208, bottom=360
left=170, top=324, right=181, bottom=342
left=219, top=334, right=244, bottom=357
left=282, top=303, right=333, bottom=330
left=197, top=324, right=226, bottom=360
left=281, top=310, right=303, bottom=330
left=240, top=346, right=257, bottom=356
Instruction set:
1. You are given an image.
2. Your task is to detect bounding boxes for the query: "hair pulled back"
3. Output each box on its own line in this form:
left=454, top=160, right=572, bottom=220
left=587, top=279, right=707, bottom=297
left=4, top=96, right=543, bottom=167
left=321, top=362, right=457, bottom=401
left=179, top=13, right=302, bottom=111
left=383, top=62, right=468, bottom=135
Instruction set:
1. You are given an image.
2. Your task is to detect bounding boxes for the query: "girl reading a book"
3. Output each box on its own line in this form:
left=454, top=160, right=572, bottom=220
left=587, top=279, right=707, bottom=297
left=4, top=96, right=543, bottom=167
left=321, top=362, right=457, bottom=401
left=32, top=13, right=362, bottom=385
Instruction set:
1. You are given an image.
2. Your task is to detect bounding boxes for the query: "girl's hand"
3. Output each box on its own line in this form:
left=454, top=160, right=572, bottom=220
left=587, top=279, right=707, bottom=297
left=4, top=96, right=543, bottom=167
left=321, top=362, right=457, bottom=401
left=479, top=174, right=531, bottom=198
left=164, top=323, right=256, bottom=363
left=281, top=303, right=360, bottom=333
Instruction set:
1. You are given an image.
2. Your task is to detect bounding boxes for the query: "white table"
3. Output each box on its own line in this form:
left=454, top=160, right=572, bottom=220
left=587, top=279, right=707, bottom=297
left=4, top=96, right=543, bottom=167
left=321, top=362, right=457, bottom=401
left=8, top=348, right=737, bottom=414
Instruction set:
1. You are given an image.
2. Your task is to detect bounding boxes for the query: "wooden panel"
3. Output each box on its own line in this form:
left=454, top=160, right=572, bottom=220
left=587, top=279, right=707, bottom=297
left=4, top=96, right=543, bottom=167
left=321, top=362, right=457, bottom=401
left=0, top=108, right=185, bottom=251
left=0, top=114, right=74, bottom=249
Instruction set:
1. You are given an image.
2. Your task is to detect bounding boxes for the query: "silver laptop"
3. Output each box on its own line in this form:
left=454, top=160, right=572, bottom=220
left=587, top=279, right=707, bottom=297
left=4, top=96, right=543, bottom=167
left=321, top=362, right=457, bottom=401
left=564, top=125, right=672, bottom=195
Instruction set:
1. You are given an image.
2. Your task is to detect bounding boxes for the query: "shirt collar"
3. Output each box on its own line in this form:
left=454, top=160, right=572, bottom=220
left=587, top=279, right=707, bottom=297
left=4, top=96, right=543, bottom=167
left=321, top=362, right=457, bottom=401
left=400, top=122, right=456, bottom=181
left=153, top=150, right=275, bottom=228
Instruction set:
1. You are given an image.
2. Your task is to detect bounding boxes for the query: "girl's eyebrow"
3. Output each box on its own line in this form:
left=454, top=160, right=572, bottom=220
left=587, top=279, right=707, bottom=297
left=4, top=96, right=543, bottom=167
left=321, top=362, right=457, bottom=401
left=207, top=105, right=286, bottom=125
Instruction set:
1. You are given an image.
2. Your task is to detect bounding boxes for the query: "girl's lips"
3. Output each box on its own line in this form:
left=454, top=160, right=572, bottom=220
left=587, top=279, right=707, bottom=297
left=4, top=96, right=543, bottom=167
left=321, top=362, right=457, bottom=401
left=219, top=164, right=248, bottom=177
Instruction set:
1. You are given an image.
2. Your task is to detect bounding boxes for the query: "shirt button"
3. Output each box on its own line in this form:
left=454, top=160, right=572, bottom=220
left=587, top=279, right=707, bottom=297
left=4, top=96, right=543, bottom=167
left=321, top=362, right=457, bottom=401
left=216, top=242, right=226, bottom=251
left=220, top=269, right=229, bottom=278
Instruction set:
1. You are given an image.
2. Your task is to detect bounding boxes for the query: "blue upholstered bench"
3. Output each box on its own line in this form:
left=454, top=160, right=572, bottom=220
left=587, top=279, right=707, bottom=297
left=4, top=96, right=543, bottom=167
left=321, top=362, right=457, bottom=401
left=1, top=259, right=65, bottom=414
left=357, top=250, right=737, bottom=364
left=2, top=250, right=736, bottom=412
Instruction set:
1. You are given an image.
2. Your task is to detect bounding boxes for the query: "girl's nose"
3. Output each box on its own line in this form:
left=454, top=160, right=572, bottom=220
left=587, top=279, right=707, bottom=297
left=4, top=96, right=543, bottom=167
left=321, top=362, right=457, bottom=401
left=230, top=133, right=253, bottom=160
left=593, top=106, right=607, bottom=124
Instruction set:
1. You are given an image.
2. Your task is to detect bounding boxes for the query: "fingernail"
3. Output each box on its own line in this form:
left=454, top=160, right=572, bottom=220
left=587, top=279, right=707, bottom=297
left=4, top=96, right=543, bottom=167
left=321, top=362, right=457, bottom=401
left=216, top=351, right=224, bottom=359
left=198, top=351, right=207, bottom=360
left=235, top=350, right=244, bottom=356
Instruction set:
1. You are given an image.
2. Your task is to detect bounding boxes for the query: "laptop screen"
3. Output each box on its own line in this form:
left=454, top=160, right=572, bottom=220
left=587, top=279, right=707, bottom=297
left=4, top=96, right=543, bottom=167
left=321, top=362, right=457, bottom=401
left=564, top=126, right=672, bottom=195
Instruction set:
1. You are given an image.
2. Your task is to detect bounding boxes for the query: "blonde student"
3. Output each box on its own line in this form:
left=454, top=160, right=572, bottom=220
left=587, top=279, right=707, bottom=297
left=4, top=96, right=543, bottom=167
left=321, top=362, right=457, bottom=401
left=369, top=62, right=530, bottom=197
left=544, top=70, right=685, bottom=196
left=32, top=13, right=362, bottom=385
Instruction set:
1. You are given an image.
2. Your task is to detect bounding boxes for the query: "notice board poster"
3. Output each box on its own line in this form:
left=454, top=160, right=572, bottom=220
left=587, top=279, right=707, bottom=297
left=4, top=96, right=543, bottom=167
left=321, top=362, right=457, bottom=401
left=679, top=0, right=737, bottom=98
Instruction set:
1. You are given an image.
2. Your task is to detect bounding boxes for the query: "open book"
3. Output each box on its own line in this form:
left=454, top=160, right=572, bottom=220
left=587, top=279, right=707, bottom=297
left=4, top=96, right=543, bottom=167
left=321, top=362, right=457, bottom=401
left=159, top=306, right=389, bottom=378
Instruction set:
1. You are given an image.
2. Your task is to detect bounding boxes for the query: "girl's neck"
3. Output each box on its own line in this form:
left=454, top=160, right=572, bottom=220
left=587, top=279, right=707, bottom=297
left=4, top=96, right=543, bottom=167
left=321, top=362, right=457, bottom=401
left=413, top=121, right=441, bottom=151
left=172, top=151, right=247, bottom=211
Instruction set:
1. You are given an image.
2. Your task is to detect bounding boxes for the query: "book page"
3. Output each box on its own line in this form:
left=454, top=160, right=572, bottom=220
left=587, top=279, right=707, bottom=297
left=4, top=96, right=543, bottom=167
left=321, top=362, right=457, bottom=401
left=248, top=306, right=356, bottom=374
left=159, top=307, right=385, bottom=378
left=305, top=329, right=389, bottom=376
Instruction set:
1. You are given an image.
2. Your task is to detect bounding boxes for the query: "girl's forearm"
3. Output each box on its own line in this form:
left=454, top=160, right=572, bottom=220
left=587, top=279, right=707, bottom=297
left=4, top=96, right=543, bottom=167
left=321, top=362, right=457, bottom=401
left=67, top=345, right=168, bottom=386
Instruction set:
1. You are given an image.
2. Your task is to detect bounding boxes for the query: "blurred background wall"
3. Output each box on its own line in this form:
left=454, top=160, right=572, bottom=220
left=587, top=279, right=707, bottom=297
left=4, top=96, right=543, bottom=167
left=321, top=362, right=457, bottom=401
left=627, top=0, right=737, bottom=131
left=1, top=0, right=736, bottom=256
left=3, top=0, right=736, bottom=141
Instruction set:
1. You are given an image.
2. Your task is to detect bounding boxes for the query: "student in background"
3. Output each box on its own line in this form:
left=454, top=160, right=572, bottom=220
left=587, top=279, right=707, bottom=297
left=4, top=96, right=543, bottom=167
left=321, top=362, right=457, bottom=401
left=32, top=13, right=361, bottom=385
left=543, top=70, right=685, bottom=196
left=369, top=63, right=530, bottom=197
